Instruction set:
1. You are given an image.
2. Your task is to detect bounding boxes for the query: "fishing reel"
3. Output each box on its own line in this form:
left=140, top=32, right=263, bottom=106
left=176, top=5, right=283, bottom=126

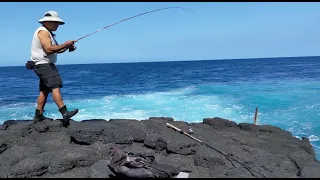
left=69, top=46, right=77, bottom=52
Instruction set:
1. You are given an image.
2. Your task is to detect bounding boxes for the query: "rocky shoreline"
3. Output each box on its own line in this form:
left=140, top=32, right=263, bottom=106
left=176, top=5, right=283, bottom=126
left=1, top=117, right=320, bottom=178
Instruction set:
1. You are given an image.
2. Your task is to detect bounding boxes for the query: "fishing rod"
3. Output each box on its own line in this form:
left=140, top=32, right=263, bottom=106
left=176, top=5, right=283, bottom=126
left=76, top=7, right=195, bottom=41
left=166, top=123, right=269, bottom=178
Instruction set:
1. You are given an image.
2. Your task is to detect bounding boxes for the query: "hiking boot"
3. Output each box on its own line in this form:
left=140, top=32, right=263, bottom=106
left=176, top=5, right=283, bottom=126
left=59, top=105, right=79, bottom=127
left=33, top=109, right=53, bottom=122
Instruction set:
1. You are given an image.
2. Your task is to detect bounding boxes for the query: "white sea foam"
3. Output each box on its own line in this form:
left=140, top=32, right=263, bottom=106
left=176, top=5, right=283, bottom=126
left=0, top=85, right=247, bottom=123
left=1, top=83, right=319, bottom=150
left=308, top=135, right=320, bottom=142
left=295, top=136, right=301, bottom=139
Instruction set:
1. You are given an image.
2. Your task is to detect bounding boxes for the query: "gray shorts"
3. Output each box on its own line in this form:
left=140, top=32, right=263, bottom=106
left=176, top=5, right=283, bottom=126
left=34, top=63, right=63, bottom=92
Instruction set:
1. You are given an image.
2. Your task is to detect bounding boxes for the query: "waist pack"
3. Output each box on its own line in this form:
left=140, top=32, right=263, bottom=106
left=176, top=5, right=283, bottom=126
left=108, top=147, right=186, bottom=178
left=26, top=61, right=36, bottom=70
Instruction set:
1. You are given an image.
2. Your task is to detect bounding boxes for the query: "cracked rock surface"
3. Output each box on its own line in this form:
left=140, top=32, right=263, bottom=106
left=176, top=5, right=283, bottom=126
left=1, top=117, right=320, bottom=178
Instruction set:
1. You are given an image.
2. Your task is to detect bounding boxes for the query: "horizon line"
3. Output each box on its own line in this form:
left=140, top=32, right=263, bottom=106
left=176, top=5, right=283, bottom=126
left=1, top=55, right=319, bottom=68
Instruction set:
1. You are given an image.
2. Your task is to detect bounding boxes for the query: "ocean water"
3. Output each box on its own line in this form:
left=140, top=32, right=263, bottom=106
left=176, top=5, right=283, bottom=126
left=1, top=56, right=320, bottom=159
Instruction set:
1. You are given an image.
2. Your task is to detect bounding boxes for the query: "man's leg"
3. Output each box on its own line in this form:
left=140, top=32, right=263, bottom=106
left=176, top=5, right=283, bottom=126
left=52, top=87, right=78, bottom=127
left=37, top=90, right=49, bottom=113
left=45, top=64, right=78, bottom=127
left=34, top=81, right=53, bottom=122
left=51, top=88, right=64, bottom=109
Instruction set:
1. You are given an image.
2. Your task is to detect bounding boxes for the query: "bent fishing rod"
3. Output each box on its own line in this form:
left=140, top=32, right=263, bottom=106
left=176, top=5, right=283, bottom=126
left=76, top=7, right=195, bottom=41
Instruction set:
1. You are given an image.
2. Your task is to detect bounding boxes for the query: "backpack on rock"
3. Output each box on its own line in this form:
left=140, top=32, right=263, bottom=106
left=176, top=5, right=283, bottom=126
left=108, top=147, right=189, bottom=178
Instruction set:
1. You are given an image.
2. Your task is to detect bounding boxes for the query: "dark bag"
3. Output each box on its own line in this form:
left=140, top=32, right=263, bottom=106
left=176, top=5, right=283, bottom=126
left=25, top=61, right=36, bottom=70
left=108, top=147, right=182, bottom=178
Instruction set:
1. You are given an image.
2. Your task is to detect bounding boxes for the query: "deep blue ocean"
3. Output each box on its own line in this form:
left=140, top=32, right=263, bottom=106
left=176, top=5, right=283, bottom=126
left=1, top=56, right=320, bottom=159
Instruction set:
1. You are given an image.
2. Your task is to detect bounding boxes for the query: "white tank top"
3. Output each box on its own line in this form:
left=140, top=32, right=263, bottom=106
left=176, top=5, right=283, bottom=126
left=30, top=26, right=57, bottom=65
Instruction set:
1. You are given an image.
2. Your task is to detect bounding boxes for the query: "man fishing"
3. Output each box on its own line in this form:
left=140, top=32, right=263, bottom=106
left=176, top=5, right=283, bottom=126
left=30, top=11, right=79, bottom=127
left=27, top=7, right=192, bottom=127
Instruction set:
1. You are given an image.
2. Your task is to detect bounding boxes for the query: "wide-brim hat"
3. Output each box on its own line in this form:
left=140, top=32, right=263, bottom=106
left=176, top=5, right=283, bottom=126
left=38, top=11, right=65, bottom=25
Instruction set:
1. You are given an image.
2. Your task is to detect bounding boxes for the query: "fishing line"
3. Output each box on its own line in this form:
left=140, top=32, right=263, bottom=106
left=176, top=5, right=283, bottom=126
left=76, top=7, right=195, bottom=41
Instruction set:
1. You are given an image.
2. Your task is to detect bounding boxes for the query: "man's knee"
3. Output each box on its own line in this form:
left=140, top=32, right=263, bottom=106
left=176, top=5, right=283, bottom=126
left=51, top=87, right=63, bottom=96
left=51, top=87, right=60, bottom=92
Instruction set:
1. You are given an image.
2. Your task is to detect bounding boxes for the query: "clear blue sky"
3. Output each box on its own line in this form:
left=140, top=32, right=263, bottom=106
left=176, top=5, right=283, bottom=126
left=1, top=2, right=320, bottom=66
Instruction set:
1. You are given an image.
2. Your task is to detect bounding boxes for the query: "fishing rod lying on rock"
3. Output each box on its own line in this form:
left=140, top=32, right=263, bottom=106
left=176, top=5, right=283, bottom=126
left=166, top=123, right=269, bottom=178
left=76, top=7, right=195, bottom=42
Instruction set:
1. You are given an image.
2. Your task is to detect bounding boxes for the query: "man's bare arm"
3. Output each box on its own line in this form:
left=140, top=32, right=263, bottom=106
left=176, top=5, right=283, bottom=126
left=38, top=30, right=76, bottom=55
left=57, top=47, right=68, bottom=53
